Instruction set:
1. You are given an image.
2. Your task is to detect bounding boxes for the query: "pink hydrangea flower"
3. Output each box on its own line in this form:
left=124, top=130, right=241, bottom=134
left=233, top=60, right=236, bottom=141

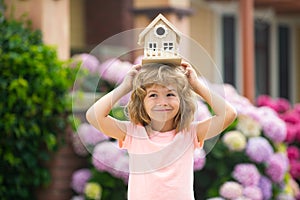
left=72, top=53, right=100, bottom=73
left=256, top=107, right=287, bottom=142
left=92, top=141, right=129, bottom=182
left=280, top=111, right=300, bottom=125
left=232, top=163, right=261, bottom=186
left=245, top=137, right=274, bottom=163
left=289, top=160, right=300, bottom=179
left=99, top=58, right=132, bottom=84
left=110, top=155, right=129, bottom=183
left=243, top=186, right=263, bottom=200
left=265, top=153, right=289, bottom=183
left=71, top=168, right=92, bottom=194
left=72, top=132, right=89, bottom=157
left=77, top=123, right=109, bottom=147
left=256, top=95, right=274, bottom=108
left=287, top=146, right=300, bottom=161
left=294, top=103, right=300, bottom=115
left=194, top=148, right=206, bottom=171
left=285, top=124, right=298, bottom=143
left=258, top=176, right=272, bottom=200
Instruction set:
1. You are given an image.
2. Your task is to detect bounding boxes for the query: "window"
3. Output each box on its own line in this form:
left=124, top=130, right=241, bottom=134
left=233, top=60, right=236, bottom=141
left=222, top=15, right=236, bottom=87
left=255, top=20, right=270, bottom=97
left=163, top=42, right=174, bottom=51
left=154, top=25, right=168, bottom=38
left=278, top=25, right=291, bottom=99
left=156, top=27, right=166, bottom=36
left=148, top=42, right=157, bottom=51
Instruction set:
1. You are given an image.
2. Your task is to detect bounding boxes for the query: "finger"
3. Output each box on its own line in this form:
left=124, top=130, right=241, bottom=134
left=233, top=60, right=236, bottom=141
left=132, top=64, right=142, bottom=71
left=181, top=61, right=191, bottom=68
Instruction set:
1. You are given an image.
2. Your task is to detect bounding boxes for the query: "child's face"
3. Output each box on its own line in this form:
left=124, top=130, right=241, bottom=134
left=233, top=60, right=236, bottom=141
left=143, top=84, right=180, bottom=125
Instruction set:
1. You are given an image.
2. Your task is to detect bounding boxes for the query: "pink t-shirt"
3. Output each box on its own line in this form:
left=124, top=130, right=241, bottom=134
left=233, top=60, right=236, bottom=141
left=120, top=122, right=203, bottom=200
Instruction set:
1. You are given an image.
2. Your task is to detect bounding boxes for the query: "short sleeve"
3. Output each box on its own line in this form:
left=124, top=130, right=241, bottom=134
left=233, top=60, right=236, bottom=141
left=118, top=122, right=133, bottom=149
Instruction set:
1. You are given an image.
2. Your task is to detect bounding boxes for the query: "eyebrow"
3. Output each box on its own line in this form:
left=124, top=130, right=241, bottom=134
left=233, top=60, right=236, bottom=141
left=147, top=88, right=177, bottom=93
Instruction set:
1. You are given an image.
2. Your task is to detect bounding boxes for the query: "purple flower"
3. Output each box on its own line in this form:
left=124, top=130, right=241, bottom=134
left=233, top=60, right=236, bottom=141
left=92, top=141, right=127, bottom=176
left=71, top=168, right=92, bottom=194
left=72, top=53, right=100, bottom=73
left=71, top=196, right=85, bottom=200
left=233, top=164, right=261, bottom=186
left=245, top=137, right=274, bottom=163
left=258, top=176, right=272, bottom=200
left=194, top=148, right=206, bottom=171
left=77, top=123, right=109, bottom=147
left=265, top=153, right=289, bottom=183
left=219, top=181, right=243, bottom=199
left=71, top=132, right=89, bottom=157
left=277, top=194, right=295, bottom=200
left=243, top=186, right=263, bottom=200
left=256, top=107, right=287, bottom=142
left=99, top=58, right=132, bottom=84
left=110, top=155, right=129, bottom=183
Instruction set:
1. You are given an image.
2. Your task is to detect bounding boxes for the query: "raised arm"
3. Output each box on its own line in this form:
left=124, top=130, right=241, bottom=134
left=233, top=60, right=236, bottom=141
left=181, top=62, right=237, bottom=141
left=86, top=64, right=141, bottom=140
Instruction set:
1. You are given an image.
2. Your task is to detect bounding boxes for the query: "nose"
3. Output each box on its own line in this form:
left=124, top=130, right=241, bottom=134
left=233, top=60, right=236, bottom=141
left=156, top=97, right=168, bottom=106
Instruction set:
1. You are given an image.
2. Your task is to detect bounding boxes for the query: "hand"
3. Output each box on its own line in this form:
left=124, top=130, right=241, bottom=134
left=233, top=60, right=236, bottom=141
left=121, top=64, right=142, bottom=91
left=181, top=61, right=199, bottom=89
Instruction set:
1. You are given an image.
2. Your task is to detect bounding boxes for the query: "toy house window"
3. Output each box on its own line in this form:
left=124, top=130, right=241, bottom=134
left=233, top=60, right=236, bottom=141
left=156, top=27, right=165, bottom=36
left=163, top=42, right=174, bottom=51
left=148, top=42, right=157, bottom=51
left=154, top=25, right=168, bottom=38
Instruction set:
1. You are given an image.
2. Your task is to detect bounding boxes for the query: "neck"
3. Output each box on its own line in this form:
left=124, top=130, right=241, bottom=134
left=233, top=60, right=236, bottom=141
left=148, top=120, right=175, bottom=132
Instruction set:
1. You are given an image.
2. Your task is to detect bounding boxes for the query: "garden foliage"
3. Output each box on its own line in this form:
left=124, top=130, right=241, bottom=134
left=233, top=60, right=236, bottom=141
left=0, top=13, right=76, bottom=199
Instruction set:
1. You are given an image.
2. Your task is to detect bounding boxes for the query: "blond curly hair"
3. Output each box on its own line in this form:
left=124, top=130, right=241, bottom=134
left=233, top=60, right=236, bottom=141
left=126, top=63, right=196, bottom=132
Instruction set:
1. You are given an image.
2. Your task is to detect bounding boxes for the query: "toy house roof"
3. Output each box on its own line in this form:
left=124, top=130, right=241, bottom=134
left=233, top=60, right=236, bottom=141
left=138, top=13, right=182, bottom=45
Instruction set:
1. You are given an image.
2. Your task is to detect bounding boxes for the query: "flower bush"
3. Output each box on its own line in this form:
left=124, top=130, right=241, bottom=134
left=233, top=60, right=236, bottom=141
left=0, top=12, right=77, bottom=199
left=194, top=85, right=298, bottom=200
left=257, top=95, right=300, bottom=188
left=70, top=54, right=299, bottom=199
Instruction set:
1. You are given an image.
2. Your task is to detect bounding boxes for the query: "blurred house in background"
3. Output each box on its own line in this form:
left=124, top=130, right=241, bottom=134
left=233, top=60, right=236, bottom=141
left=69, top=0, right=300, bottom=103
left=5, top=0, right=300, bottom=102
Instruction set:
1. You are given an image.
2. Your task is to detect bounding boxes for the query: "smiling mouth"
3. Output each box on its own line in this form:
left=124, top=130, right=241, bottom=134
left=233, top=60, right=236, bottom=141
left=153, top=109, right=172, bottom=111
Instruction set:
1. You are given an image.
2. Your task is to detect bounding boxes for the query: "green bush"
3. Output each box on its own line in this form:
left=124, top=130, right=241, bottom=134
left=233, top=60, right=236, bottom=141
left=0, top=13, right=77, bottom=199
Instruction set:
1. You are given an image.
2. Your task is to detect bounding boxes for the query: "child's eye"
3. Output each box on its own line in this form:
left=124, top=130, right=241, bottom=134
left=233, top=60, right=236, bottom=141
left=149, top=93, right=157, bottom=98
left=167, top=93, right=176, bottom=97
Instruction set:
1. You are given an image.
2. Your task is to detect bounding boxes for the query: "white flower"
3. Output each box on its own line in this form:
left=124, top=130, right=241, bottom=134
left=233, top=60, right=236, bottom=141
left=219, top=181, right=243, bottom=199
left=222, top=130, right=247, bottom=152
left=237, top=115, right=261, bottom=137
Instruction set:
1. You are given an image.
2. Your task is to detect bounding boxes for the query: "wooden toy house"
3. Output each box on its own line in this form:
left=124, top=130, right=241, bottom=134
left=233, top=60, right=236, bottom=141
left=138, top=14, right=182, bottom=65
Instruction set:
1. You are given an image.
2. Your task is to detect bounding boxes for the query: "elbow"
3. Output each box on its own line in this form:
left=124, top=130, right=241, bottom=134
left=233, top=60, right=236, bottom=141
left=227, top=104, right=237, bottom=124
left=85, top=107, right=93, bottom=124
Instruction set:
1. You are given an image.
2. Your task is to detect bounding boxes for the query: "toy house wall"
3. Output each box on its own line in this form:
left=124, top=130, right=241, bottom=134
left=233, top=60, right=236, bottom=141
left=144, top=22, right=178, bottom=53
